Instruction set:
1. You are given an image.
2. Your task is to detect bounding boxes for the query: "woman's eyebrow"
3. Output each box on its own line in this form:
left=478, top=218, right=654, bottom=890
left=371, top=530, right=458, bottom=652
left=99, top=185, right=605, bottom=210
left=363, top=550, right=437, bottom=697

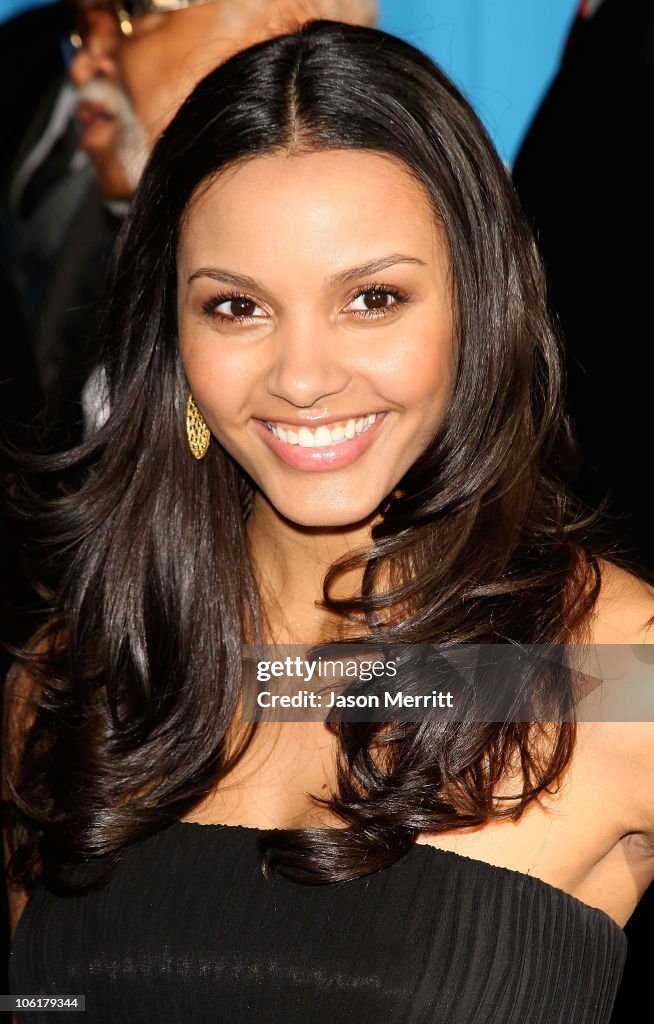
left=187, top=268, right=261, bottom=289
left=327, top=254, right=426, bottom=287
left=187, top=255, right=426, bottom=290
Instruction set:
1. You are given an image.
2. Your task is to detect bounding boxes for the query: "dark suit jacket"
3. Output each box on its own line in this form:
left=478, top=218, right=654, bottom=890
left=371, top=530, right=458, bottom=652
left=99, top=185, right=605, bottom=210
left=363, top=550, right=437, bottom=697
left=513, top=4, right=654, bottom=1021
left=513, top=0, right=654, bottom=569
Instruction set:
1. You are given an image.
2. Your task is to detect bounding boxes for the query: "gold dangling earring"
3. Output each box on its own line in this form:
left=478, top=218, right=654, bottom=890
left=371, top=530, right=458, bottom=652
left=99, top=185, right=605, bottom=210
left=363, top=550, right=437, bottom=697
left=186, top=393, right=210, bottom=460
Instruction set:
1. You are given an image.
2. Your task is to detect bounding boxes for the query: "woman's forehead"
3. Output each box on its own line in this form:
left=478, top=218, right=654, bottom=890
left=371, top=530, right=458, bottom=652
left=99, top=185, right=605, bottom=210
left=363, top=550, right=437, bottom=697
left=178, top=149, right=449, bottom=277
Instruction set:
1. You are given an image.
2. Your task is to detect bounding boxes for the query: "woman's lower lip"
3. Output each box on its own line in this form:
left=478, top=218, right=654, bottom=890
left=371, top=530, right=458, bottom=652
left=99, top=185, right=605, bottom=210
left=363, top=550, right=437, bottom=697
left=254, top=414, right=386, bottom=471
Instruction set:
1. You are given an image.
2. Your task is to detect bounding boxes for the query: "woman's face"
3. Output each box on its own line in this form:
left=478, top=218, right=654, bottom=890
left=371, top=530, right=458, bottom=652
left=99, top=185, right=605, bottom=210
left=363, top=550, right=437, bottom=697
left=177, top=149, right=456, bottom=528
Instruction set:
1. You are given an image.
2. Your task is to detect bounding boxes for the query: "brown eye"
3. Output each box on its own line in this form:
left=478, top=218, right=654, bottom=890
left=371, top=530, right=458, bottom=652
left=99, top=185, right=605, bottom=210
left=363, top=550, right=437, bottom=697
left=203, top=294, right=265, bottom=320
left=346, top=286, right=406, bottom=316
left=229, top=297, right=257, bottom=317
left=363, top=289, right=392, bottom=309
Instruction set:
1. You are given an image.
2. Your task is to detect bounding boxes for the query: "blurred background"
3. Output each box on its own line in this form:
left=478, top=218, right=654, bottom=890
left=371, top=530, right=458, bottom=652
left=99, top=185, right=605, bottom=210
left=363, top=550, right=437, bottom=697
left=382, top=0, right=579, bottom=165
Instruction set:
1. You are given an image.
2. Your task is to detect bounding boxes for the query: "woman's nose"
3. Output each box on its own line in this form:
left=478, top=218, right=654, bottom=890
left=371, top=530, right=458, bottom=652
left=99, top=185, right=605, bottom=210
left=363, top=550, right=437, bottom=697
left=264, top=323, right=352, bottom=408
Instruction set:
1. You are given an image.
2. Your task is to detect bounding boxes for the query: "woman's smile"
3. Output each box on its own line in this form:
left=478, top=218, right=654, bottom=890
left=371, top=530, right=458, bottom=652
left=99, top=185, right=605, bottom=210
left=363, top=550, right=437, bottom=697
left=254, top=411, right=386, bottom=470
left=265, top=412, right=379, bottom=446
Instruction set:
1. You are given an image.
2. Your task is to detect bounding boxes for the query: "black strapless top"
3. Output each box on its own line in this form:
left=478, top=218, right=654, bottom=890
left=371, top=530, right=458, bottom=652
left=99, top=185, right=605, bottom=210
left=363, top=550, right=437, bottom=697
left=9, top=821, right=627, bottom=1023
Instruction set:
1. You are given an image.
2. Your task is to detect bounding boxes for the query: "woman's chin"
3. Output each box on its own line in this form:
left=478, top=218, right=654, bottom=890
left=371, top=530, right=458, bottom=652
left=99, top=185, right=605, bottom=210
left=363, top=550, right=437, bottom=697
left=283, top=506, right=380, bottom=530
left=257, top=491, right=383, bottom=532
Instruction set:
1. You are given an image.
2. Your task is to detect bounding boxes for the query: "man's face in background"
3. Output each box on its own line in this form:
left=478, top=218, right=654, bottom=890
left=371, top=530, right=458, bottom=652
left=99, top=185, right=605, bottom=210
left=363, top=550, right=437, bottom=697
left=68, top=6, right=132, bottom=198
left=69, top=0, right=376, bottom=201
left=69, top=0, right=292, bottom=200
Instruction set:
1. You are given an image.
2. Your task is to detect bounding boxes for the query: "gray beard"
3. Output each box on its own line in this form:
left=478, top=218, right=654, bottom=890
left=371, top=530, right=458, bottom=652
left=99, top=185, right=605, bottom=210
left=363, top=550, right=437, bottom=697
left=75, top=78, right=151, bottom=191
left=115, top=100, right=150, bottom=190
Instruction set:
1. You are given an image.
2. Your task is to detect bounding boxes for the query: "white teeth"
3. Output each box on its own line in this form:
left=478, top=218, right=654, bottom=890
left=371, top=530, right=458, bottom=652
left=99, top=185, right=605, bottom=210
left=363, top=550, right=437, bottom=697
left=268, top=413, right=378, bottom=447
left=298, top=427, right=315, bottom=448
left=314, top=426, right=333, bottom=448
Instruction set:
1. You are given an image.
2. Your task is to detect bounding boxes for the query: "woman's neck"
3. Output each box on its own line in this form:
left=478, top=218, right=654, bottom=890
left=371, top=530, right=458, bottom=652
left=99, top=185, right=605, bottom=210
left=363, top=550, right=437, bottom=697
left=246, top=495, right=376, bottom=644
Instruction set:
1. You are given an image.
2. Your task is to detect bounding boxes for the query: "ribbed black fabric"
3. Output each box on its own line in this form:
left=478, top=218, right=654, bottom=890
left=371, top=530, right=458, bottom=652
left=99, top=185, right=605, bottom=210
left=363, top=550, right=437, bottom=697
left=10, top=821, right=627, bottom=1023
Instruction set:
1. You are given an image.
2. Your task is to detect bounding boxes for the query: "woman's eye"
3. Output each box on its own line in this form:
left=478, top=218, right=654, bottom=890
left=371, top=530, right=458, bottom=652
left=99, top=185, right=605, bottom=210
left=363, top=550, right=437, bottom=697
left=202, top=294, right=266, bottom=321
left=345, top=287, right=406, bottom=317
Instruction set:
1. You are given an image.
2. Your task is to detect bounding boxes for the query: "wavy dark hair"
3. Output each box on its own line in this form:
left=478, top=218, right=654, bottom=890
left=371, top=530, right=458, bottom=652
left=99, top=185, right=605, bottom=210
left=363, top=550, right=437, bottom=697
left=3, top=20, right=603, bottom=895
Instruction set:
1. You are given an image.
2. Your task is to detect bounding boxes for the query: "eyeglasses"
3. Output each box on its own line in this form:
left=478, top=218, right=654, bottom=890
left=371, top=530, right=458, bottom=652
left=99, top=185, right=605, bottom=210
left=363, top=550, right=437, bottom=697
left=68, top=0, right=219, bottom=47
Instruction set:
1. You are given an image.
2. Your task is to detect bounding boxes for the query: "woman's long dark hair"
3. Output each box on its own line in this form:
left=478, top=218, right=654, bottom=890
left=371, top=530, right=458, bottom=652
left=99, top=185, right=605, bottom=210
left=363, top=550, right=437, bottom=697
left=3, top=20, right=603, bottom=894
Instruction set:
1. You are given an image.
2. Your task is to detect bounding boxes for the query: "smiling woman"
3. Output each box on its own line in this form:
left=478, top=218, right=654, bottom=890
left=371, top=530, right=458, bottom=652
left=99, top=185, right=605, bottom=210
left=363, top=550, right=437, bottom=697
left=3, top=18, right=654, bottom=1024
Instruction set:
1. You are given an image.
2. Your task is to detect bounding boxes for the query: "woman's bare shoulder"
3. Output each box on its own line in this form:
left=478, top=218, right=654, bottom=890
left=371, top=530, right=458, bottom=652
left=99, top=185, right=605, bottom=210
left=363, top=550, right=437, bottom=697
left=587, top=558, right=654, bottom=643
left=573, top=560, right=654, bottom=846
left=2, top=639, right=45, bottom=741
left=2, top=627, right=51, bottom=742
